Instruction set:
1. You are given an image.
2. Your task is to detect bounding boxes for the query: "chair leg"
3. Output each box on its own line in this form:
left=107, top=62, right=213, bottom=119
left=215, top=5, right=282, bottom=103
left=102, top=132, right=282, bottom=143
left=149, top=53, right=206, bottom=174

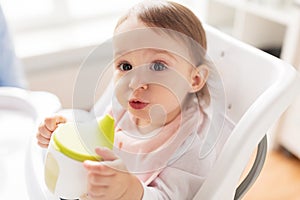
left=234, top=134, right=268, bottom=200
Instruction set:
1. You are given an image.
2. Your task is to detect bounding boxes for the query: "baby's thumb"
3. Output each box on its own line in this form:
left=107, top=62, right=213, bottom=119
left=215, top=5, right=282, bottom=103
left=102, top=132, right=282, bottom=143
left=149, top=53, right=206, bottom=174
left=95, top=147, right=118, bottom=161
left=95, top=147, right=128, bottom=172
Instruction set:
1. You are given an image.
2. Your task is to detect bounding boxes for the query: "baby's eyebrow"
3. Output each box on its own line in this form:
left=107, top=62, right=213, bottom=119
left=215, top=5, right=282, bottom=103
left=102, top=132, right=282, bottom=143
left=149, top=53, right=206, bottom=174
left=150, top=49, right=179, bottom=63
left=114, top=48, right=176, bottom=57
left=151, top=49, right=175, bottom=57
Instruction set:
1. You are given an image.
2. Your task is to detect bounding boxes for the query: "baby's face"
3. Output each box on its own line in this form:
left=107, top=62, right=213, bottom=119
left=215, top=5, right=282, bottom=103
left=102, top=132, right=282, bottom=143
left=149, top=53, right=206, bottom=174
left=112, top=17, right=204, bottom=126
left=113, top=48, right=194, bottom=126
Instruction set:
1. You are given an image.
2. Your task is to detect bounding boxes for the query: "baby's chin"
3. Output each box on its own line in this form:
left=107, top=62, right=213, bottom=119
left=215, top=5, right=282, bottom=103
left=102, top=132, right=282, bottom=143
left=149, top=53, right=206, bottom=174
left=128, top=109, right=151, bottom=125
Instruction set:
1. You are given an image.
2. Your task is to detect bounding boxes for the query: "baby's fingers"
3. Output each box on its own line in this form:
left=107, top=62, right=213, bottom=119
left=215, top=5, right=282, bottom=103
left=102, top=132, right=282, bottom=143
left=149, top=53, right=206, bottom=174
left=79, top=193, right=89, bottom=200
left=36, top=136, right=50, bottom=148
left=38, top=125, right=52, bottom=139
left=44, top=115, right=66, bottom=131
left=36, top=125, right=51, bottom=148
left=83, top=160, right=115, bottom=176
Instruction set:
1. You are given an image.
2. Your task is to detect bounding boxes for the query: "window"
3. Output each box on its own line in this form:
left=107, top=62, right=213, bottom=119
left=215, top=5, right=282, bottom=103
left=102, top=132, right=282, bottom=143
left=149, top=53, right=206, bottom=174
left=0, top=0, right=200, bottom=68
left=1, top=0, right=142, bottom=32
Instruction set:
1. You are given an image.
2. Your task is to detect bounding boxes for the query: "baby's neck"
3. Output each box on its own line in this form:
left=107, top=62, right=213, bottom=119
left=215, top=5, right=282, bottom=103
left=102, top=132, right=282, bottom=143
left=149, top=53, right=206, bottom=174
left=134, top=110, right=181, bottom=135
left=134, top=118, right=161, bottom=135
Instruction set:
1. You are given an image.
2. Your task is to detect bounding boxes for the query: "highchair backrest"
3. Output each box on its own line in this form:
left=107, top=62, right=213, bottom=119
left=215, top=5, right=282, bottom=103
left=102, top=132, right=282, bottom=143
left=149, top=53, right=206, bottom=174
left=192, top=25, right=300, bottom=199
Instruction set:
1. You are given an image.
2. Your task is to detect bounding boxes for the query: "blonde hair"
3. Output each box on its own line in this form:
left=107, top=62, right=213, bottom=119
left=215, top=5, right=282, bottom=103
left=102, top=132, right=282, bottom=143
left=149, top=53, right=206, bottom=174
left=115, top=0, right=210, bottom=106
left=116, top=0, right=206, bottom=50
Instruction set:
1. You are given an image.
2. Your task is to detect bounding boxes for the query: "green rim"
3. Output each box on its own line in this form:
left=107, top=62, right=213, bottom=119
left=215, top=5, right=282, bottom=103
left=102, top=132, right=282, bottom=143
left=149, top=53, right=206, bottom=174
left=53, top=131, right=99, bottom=162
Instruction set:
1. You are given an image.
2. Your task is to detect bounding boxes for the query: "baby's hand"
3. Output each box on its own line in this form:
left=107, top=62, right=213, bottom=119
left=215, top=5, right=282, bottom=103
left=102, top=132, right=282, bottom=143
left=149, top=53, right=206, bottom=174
left=83, top=147, right=144, bottom=200
left=36, top=115, right=66, bottom=148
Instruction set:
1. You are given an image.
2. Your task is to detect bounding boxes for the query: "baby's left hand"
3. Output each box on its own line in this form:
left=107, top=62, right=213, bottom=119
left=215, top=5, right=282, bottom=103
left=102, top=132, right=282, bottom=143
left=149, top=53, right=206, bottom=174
left=82, top=147, right=143, bottom=200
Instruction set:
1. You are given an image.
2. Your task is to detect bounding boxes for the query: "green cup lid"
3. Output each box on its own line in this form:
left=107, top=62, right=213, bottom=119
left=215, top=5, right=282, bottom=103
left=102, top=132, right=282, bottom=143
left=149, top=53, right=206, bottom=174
left=52, top=114, right=114, bottom=162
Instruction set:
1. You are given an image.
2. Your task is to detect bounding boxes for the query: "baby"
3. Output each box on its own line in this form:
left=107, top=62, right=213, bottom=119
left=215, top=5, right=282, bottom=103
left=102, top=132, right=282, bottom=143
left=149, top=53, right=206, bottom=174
left=36, top=1, right=225, bottom=199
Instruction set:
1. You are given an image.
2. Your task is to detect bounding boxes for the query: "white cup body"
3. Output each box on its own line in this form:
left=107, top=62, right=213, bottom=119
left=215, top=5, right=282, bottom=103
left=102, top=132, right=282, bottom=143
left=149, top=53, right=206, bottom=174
left=44, top=139, right=87, bottom=199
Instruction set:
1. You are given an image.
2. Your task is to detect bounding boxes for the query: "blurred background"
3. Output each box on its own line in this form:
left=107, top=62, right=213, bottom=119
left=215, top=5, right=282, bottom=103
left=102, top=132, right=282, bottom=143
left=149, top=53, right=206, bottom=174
left=1, top=0, right=300, bottom=199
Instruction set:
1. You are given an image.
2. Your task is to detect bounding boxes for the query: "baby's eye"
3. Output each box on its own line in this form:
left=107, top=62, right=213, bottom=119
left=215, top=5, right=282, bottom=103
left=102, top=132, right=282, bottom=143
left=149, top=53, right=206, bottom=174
left=119, top=63, right=133, bottom=71
left=150, top=62, right=168, bottom=71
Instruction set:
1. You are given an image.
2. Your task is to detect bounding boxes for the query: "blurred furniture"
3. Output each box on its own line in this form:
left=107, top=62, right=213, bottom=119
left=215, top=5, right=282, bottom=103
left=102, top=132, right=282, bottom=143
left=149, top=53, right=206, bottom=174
left=200, top=0, right=300, bottom=67
left=276, top=96, right=300, bottom=159
left=199, top=0, right=300, bottom=159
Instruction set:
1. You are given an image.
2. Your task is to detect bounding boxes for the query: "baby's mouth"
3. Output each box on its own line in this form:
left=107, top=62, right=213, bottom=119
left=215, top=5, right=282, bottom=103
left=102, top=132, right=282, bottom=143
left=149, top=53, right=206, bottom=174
left=129, top=99, right=149, bottom=110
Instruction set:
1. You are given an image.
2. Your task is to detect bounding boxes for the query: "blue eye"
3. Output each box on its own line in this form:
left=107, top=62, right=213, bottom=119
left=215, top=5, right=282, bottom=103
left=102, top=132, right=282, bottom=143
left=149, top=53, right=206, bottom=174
left=150, top=62, right=168, bottom=71
left=119, top=63, right=132, bottom=71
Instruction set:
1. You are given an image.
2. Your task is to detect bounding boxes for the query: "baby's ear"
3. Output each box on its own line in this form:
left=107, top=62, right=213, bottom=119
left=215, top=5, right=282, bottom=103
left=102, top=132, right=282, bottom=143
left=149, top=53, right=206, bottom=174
left=189, top=64, right=209, bottom=93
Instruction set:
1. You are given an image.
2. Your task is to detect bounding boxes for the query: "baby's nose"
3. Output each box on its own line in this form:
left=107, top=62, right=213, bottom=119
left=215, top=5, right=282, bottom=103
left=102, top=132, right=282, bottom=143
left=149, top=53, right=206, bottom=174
left=129, top=76, right=148, bottom=90
left=127, top=64, right=151, bottom=90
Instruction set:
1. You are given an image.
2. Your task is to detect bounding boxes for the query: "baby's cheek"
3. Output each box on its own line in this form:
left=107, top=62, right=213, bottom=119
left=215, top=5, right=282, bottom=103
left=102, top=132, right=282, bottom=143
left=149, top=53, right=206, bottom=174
left=113, top=72, right=122, bottom=84
left=114, top=86, right=130, bottom=108
left=161, top=90, right=182, bottom=109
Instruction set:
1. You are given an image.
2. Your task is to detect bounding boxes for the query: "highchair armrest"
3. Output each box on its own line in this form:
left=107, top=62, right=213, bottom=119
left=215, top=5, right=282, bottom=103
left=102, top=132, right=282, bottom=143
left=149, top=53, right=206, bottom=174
left=28, top=90, right=62, bottom=121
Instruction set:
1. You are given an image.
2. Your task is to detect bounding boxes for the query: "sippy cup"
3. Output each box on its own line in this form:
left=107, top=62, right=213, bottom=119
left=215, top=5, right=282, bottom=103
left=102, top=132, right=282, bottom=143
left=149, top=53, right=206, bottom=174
left=44, top=114, right=114, bottom=199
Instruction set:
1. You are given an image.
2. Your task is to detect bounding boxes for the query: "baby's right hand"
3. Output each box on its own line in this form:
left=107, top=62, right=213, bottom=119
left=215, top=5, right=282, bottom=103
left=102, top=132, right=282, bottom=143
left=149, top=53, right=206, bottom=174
left=36, top=115, right=66, bottom=148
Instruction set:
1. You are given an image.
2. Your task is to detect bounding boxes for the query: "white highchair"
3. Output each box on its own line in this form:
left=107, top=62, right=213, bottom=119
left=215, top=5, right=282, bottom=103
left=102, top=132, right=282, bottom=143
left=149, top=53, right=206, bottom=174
left=1, top=24, right=299, bottom=199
